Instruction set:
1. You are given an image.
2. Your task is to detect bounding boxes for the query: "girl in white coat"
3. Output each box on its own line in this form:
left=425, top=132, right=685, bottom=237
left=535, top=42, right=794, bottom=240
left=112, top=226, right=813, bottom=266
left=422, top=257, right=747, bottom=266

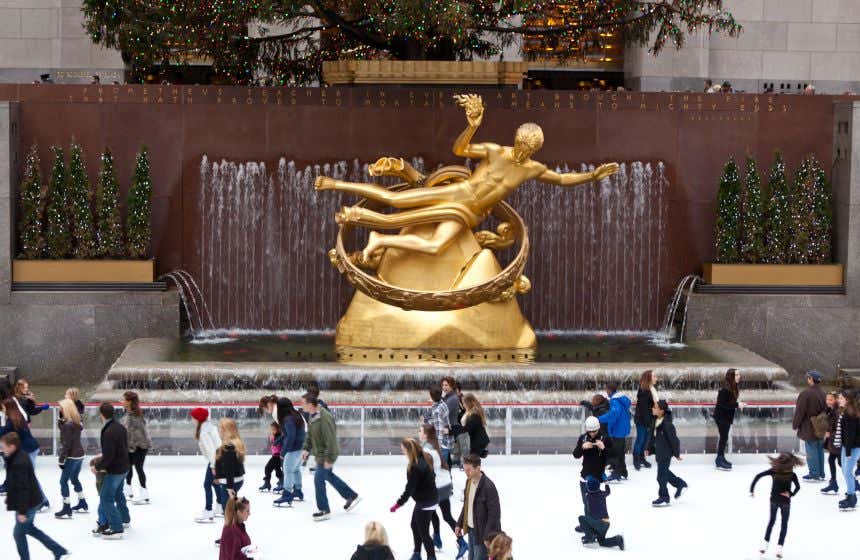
left=420, top=424, right=468, bottom=557
left=191, top=407, right=222, bottom=523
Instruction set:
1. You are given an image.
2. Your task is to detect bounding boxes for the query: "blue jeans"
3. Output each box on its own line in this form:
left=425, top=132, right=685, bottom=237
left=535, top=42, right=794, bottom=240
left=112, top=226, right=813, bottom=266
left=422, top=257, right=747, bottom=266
left=282, top=450, right=303, bottom=493
left=633, top=423, right=649, bottom=455
left=467, top=529, right=489, bottom=560
left=13, top=506, right=66, bottom=560
left=657, top=459, right=684, bottom=499
left=842, top=447, right=860, bottom=495
left=804, top=439, right=825, bottom=478
left=313, top=463, right=357, bottom=512
left=99, top=472, right=130, bottom=532
left=203, top=465, right=215, bottom=511
left=59, top=458, right=84, bottom=498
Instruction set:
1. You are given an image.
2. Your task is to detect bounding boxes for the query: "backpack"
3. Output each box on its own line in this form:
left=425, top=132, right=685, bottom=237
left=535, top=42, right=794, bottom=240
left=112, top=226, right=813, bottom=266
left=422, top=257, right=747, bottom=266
left=811, top=411, right=830, bottom=440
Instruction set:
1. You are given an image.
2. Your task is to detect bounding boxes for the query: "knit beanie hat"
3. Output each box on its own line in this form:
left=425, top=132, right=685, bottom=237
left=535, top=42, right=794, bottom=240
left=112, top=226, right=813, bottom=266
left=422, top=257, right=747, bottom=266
left=584, top=416, right=600, bottom=433
left=190, top=407, right=209, bottom=423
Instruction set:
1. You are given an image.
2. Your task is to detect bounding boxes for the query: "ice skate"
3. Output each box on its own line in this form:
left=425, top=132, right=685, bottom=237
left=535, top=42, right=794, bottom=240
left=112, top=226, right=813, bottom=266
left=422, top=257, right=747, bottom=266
left=124, top=484, right=134, bottom=499
left=71, top=496, right=89, bottom=513
left=838, top=493, right=857, bottom=511
left=54, top=500, right=72, bottom=519
left=433, top=532, right=443, bottom=550
left=618, top=536, right=625, bottom=551
left=194, top=509, right=215, bottom=523
left=91, top=524, right=107, bottom=537
left=758, top=540, right=768, bottom=557
left=775, top=545, right=783, bottom=559
left=312, top=510, right=331, bottom=521
left=102, top=527, right=124, bottom=540
left=581, top=535, right=599, bottom=548
left=674, top=481, right=688, bottom=499
left=293, top=488, right=305, bottom=501
left=456, top=537, right=469, bottom=559
left=344, top=495, right=361, bottom=511
left=258, top=480, right=271, bottom=493
left=715, top=455, right=732, bottom=471
left=651, top=496, right=670, bottom=507
left=273, top=491, right=293, bottom=507
left=132, top=487, right=150, bottom=505
left=272, top=481, right=284, bottom=494
left=820, top=480, right=839, bottom=495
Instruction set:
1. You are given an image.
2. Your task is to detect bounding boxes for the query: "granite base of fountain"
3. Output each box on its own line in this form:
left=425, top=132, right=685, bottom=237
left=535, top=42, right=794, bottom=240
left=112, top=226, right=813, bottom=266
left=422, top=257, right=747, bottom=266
left=93, top=337, right=794, bottom=404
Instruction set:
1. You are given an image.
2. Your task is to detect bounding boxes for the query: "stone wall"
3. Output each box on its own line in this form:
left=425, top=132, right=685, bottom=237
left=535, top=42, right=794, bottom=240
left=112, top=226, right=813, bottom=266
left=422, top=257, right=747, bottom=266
left=625, top=0, right=860, bottom=94
left=0, top=0, right=123, bottom=84
left=0, top=101, right=179, bottom=385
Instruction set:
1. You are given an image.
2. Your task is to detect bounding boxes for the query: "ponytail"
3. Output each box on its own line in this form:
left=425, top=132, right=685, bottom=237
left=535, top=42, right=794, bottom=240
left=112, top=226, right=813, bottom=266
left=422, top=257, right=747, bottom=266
left=223, top=496, right=249, bottom=527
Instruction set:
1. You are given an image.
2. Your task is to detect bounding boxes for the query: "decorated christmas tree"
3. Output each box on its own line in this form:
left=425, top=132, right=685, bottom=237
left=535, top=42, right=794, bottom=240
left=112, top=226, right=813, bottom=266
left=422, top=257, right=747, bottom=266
left=764, top=152, right=792, bottom=264
left=44, top=146, right=71, bottom=258
left=125, top=145, right=152, bottom=258
left=789, top=157, right=815, bottom=264
left=67, top=143, right=96, bottom=258
left=94, top=147, right=124, bottom=258
left=808, top=156, right=833, bottom=264
left=740, top=156, right=765, bottom=263
left=17, top=145, right=45, bottom=259
left=714, top=157, right=741, bottom=263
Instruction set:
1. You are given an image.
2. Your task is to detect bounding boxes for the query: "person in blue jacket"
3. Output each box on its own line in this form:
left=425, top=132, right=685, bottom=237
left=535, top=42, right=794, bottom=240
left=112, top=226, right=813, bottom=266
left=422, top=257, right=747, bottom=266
left=274, top=397, right=307, bottom=507
left=598, top=383, right=632, bottom=482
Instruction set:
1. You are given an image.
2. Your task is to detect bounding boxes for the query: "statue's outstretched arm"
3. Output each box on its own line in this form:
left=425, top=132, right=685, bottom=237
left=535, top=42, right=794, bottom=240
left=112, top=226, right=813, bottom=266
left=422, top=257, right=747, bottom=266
left=452, top=94, right=487, bottom=158
left=539, top=162, right=619, bottom=187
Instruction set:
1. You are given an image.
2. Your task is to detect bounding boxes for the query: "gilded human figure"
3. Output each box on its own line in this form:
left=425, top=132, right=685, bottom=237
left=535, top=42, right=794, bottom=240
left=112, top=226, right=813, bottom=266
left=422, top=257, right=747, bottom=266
left=315, top=94, right=619, bottom=264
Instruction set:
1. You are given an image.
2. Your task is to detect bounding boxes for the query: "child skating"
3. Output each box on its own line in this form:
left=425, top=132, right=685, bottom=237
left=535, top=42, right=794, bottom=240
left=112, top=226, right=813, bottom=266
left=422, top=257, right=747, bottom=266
left=750, top=453, right=802, bottom=559
left=259, top=422, right=284, bottom=493
left=577, top=475, right=625, bottom=551
left=645, top=400, right=687, bottom=507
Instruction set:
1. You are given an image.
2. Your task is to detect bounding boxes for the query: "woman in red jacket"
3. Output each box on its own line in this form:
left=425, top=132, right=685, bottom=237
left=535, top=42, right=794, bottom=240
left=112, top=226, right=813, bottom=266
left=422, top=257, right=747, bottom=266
left=219, top=496, right=258, bottom=560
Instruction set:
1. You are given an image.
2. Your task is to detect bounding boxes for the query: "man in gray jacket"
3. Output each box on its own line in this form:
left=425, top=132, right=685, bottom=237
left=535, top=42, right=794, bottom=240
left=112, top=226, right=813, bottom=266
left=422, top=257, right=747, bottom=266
left=442, top=377, right=466, bottom=466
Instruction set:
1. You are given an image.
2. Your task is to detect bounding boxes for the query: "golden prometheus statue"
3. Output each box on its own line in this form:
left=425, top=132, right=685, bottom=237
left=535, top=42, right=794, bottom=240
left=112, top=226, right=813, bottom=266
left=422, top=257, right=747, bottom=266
left=316, top=94, right=619, bottom=364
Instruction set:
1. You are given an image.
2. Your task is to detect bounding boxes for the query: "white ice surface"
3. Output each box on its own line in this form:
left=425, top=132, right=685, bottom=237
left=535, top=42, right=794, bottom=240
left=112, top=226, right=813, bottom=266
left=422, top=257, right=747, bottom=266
left=0, top=454, right=854, bottom=559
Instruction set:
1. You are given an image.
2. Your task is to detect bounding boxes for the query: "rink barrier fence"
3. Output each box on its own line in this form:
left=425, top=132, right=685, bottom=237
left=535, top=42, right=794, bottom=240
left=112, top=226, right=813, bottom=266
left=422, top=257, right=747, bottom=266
left=33, top=401, right=802, bottom=457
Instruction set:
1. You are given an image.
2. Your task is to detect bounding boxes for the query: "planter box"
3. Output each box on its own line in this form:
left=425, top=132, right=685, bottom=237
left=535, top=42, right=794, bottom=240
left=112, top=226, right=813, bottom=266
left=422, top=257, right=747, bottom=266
left=322, top=60, right=528, bottom=86
left=703, top=263, right=843, bottom=286
left=13, top=259, right=155, bottom=283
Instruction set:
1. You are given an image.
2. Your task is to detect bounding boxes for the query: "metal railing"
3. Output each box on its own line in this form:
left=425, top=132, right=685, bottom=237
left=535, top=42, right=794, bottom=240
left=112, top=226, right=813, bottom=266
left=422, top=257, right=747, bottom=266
left=30, top=401, right=801, bottom=457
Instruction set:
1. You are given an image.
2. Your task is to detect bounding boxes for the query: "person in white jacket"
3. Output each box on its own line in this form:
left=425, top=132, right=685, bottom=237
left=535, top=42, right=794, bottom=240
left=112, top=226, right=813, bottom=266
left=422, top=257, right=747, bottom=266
left=191, top=407, right=221, bottom=523
left=420, top=424, right=468, bottom=557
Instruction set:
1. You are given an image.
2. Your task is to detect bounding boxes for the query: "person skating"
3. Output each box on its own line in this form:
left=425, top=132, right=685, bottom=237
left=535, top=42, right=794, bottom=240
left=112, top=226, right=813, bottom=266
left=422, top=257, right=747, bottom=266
left=572, top=415, right=612, bottom=532
left=441, top=377, right=463, bottom=466
left=390, top=438, right=439, bottom=560
left=420, top=424, right=468, bottom=557
left=351, top=521, right=396, bottom=560
left=215, top=418, right=247, bottom=510
left=259, top=422, right=284, bottom=493
left=714, top=368, right=743, bottom=471
left=0, top=399, right=48, bottom=511
left=822, top=391, right=842, bottom=495
left=455, top=454, right=501, bottom=560
left=301, top=394, right=360, bottom=521
left=54, top=399, right=86, bottom=519
left=597, top=383, right=632, bottom=482
left=273, top=397, right=306, bottom=507
left=92, top=402, right=130, bottom=539
left=13, top=380, right=49, bottom=421
left=633, top=370, right=657, bottom=471
left=2, top=432, right=70, bottom=560
left=792, top=371, right=827, bottom=482
left=423, top=387, right=452, bottom=467
left=837, top=390, right=860, bottom=511
left=122, top=391, right=152, bottom=505
left=191, top=407, right=222, bottom=523
left=750, top=453, right=803, bottom=559
left=461, top=394, right=490, bottom=458
left=577, top=476, right=625, bottom=550
left=219, top=496, right=260, bottom=559
left=646, top=400, right=687, bottom=507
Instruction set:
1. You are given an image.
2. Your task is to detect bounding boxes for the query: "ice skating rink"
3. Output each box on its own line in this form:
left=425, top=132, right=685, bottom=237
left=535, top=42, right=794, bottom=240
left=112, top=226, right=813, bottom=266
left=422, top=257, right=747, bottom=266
left=1, top=454, right=854, bottom=559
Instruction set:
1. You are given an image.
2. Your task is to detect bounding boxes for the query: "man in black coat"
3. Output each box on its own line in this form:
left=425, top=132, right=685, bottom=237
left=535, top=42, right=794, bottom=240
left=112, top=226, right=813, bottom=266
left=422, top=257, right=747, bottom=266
left=2, top=432, right=69, bottom=558
left=456, top=455, right=501, bottom=560
left=92, top=402, right=131, bottom=539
